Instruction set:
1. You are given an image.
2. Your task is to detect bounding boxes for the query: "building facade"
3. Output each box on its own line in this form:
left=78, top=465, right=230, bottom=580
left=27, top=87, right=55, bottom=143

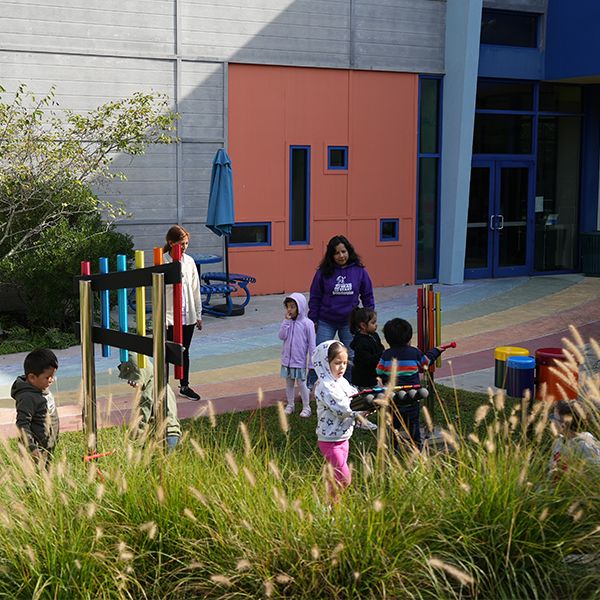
left=1, top=0, right=598, bottom=294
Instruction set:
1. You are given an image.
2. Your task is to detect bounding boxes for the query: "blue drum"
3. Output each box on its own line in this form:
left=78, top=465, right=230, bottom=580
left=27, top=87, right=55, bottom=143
left=506, top=355, right=536, bottom=398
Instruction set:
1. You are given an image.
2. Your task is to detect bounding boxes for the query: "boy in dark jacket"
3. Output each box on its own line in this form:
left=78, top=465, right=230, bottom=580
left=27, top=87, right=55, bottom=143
left=377, top=318, right=447, bottom=451
left=11, top=348, right=60, bottom=462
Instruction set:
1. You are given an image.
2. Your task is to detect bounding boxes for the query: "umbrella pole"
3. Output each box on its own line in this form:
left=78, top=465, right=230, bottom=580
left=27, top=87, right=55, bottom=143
left=224, top=235, right=230, bottom=285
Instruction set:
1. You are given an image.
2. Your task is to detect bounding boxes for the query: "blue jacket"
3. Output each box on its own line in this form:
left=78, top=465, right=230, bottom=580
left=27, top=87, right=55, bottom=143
left=279, top=293, right=316, bottom=369
left=308, top=263, right=375, bottom=326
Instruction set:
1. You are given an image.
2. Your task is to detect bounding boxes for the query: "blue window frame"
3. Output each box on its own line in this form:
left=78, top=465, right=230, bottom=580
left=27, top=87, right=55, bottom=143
left=327, top=146, right=348, bottom=170
left=289, top=146, right=310, bottom=244
left=380, top=219, right=399, bottom=242
left=229, top=222, right=271, bottom=247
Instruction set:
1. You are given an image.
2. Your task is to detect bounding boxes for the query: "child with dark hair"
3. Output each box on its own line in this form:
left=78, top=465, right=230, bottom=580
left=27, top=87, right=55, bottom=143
left=349, top=307, right=384, bottom=388
left=308, top=235, right=375, bottom=386
left=11, top=348, right=60, bottom=463
left=279, top=293, right=316, bottom=417
left=349, top=307, right=383, bottom=431
left=376, top=318, right=448, bottom=451
left=313, top=340, right=360, bottom=501
left=549, top=400, right=600, bottom=479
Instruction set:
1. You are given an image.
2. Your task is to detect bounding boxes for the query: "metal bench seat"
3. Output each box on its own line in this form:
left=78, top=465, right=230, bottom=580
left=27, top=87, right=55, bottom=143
left=201, top=272, right=256, bottom=308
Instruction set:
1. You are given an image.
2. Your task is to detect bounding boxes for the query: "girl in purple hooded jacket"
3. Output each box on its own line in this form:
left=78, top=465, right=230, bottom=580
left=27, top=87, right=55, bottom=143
left=279, top=293, right=316, bottom=417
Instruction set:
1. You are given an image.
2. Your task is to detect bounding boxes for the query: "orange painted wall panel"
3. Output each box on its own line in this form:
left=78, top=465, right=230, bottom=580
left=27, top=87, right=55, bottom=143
left=228, top=64, right=418, bottom=296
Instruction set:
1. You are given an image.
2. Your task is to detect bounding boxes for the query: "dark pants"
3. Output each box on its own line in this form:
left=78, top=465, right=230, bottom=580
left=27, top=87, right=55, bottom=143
left=307, top=320, right=354, bottom=388
left=392, top=401, right=422, bottom=452
left=167, top=324, right=196, bottom=387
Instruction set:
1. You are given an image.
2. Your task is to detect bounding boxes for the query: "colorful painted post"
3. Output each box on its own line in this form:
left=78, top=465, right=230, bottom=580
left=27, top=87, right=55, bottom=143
left=154, top=247, right=163, bottom=267
left=427, top=287, right=435, bottom=355
left=135, top=250, right=146, bottom=368
left=79, top=278, right=97, bottom=455
left=99, top=257, right=111, bottom=358
left=417, top=287, right=424, bottom=351
left=435, top=291, right=442, bottom=368
left=81, top=261, right=91, bottom=276
left=116, top=254, right=128, bottom=363
left=171, top=243, right=184, bottom=380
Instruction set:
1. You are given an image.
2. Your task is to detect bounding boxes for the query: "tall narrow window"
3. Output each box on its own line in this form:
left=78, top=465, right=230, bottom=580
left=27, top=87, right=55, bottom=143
left=290, top=146, right=310, bottom=244
left=417, top=77, right=442, bottom=281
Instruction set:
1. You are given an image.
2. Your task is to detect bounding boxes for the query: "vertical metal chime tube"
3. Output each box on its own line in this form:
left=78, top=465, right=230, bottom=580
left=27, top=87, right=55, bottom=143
left=135, top=250, right=147, bottom=369
left=171, top=243, right=184, bottom=380
left=421, top=284, right=430, bottom=353
left=435, top=291, right=442, bottom=368
left=152, top=272, right=167, bottom=451
left=117, top=254, right=129, bottom=363
left=99, top=257, right=111, bottom=358
left=79, top=279, right=97, bottom=455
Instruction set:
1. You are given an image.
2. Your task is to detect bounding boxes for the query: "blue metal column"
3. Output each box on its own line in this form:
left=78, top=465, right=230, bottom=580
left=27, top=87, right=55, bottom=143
left=438, top=0, right=482, bottom=284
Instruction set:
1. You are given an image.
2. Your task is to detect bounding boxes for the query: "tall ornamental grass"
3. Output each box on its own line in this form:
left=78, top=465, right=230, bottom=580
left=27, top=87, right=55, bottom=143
left=0, top=332, right=598, bottom=599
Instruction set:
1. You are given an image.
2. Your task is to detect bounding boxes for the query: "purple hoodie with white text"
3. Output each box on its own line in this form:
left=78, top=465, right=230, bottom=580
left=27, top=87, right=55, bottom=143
left=308, top=263, right=375, bottom=326
left=279, top=293, right=316, bottom=370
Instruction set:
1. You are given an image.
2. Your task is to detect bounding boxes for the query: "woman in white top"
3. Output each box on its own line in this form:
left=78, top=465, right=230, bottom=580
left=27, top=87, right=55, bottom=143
left=163, top=225, right=203, bottom=400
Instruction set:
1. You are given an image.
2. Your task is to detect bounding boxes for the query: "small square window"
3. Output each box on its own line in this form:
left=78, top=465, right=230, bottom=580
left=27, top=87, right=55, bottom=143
left=380, top=219, right=399, bottom=242
left=328, top=146, right=348, bottom=170
left=230, top=223, right=271, bottom=246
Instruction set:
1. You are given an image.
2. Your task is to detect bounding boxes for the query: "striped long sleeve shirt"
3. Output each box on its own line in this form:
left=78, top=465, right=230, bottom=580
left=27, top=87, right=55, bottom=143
left=376, top=345, right=442, bottom=386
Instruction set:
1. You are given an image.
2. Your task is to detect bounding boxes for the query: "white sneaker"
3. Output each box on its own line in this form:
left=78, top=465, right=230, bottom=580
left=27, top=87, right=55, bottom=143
left=299, top=406, right=312, bottom=418
left=284, top=404, right=294, bottom=415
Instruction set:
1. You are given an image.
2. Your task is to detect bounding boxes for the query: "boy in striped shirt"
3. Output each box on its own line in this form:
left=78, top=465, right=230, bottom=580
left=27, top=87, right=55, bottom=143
left=376, top=318, right=447, bottom=451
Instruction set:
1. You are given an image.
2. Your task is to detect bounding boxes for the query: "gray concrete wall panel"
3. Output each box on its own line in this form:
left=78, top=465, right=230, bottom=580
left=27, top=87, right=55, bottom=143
left=0, top=52, right=174, bottom=113
left=179, top=61, right=224, bottom=140
left=180, top=142, right=223, bottom=218
left=181, top=0, right=351, bottom=67
left=353, top=0, right=445, bottom=73
left=0, top=0, right=174, bottom=55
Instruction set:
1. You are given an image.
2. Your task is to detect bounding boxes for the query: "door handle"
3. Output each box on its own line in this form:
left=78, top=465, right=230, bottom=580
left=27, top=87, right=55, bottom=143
left=489, top=215, right=496, bottom=230
left=497, top=214, right=504, bottom=230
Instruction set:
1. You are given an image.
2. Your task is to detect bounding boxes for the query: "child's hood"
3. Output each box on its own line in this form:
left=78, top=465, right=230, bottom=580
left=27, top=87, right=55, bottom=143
left=312, top=340, right=335, bottom=381
left=285, top=292, right=309, bottom=320
left=311, top=340, right=356, bottom=403
left=11, top=375, right=46, bottom=400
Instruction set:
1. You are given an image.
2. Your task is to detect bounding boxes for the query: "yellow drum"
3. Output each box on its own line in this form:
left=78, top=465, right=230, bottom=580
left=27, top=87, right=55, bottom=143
left=494, top=346, right=529, bottom=388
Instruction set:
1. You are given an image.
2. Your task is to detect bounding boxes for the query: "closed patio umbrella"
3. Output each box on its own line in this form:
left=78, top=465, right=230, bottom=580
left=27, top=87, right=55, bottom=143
left=206, top=148, right=243, bottom=315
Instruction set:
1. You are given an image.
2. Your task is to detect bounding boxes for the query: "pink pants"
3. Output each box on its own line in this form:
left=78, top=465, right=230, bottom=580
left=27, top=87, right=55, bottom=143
left=318, top=440, right=351, bottom=496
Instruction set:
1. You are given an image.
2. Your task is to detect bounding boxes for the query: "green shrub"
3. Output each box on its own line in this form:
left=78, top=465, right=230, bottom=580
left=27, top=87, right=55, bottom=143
left=0, top=317, right=78, bottom=353
left=0, top=212, right=133, bottom=330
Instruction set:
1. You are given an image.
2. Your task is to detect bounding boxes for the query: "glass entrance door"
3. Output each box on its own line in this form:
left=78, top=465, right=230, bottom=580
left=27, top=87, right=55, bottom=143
left=465, top=160, right=534, bottom=278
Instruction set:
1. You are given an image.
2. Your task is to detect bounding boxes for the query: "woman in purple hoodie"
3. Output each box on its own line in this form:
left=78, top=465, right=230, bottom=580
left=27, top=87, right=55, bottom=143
left=308, top=235, right=375, bottom=383
left=279, top=292, right=316, bottom=417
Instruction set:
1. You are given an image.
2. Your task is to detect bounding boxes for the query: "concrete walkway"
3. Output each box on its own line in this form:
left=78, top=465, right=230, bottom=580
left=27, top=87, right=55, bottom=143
left=0, top=274, right=599, bottom=439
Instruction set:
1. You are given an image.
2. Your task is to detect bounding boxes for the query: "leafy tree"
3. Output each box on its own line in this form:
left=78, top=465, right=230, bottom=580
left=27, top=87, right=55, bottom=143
left=0, top=84, right=177, bottom=260
left=0, top=84, right=177, bottom=332
left=4, top=213, right=134, bottom=329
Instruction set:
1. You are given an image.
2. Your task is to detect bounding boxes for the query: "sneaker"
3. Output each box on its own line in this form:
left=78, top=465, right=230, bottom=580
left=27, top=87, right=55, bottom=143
left=284, top=403, right=295, bottom=415
left=299, top=406, right=312, bottom=418
left=179, top=386, right=201, bottom=401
